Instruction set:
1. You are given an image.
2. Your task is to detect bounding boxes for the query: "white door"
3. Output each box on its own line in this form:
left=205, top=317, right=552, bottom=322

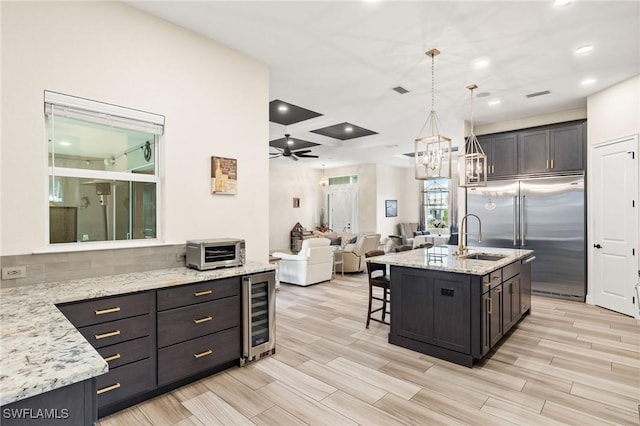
left=591, top=136, right=638, bottom=317
left=327, top=186, right=358, bottom=233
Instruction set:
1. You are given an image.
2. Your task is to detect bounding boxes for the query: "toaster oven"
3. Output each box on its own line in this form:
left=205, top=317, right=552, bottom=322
left=186, top=238, right=245, bottom=270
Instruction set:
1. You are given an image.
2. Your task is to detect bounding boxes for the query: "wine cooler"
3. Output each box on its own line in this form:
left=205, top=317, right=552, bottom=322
left=241, top=271, right=276, bottom=366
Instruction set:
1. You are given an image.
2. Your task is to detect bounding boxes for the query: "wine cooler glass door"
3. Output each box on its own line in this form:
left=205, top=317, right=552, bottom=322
left=241, top=272, right=276, bottom=365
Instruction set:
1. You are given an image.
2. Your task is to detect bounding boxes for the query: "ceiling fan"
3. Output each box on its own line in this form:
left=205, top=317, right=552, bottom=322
left=269, top=134, right=319, bottom=161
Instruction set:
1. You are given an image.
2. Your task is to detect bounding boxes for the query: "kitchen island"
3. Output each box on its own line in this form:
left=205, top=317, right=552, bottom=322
left=368, top=245, right=534, bottom=367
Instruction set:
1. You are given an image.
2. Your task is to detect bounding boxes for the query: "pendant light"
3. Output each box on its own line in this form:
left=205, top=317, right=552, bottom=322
left=319, top=164, right=329, bottom=187
left=414, top=48, right=452, bottom=180
left=458, top=84, right=487, bottom=187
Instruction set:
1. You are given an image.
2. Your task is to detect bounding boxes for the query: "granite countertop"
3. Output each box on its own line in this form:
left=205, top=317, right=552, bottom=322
left=0, top=261, right=275, bottom=406
left=368, top=245, right=534, bottom=276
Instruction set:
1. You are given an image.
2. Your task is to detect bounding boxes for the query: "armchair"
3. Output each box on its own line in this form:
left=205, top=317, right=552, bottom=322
left=337, top=234, right=381, bottom=273
left=272, top=238, right=333, bottom=286
left=397, top=223, right=419, bottom=246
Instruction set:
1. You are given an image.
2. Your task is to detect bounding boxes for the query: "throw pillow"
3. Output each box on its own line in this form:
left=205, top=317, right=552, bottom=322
left=330, top=237, right=342, bottom=246
left=348, top=236, right=358, bottom=244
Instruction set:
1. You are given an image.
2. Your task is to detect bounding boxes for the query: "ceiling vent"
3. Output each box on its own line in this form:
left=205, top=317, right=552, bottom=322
left=392, top=86, right=409, bottom=94
left=526, top=90, right=551, bottom=98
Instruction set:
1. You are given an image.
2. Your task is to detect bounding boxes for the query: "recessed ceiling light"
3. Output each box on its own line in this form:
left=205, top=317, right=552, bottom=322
left=277, top=104, right=288, bottom=112
left=554, top=0, right=572, bottom=6
left=58, top=140, right=72, bottom=146
left=581, top=77, right=597, bottom=86
left=575, top=45, right=593, bottom=55
left=488, top=99, right=501, bottom=106
left=473, top=58, right=490, bottom=70
left=345, top=126, right=353, bottom=133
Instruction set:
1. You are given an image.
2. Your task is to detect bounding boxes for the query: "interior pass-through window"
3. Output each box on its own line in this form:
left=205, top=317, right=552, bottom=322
left=45, top=91, right=164, bottom=245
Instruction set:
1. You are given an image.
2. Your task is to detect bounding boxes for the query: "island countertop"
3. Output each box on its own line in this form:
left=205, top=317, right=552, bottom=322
left=368, top=245, right=534, bottom=276
left=0, top=261, right=275, bottom=406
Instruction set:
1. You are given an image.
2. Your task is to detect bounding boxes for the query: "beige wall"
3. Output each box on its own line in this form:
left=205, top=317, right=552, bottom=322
left=268, top=163, right=323, bottom=251
left=587, top=76, right=640, bottom=145
left=268, top=163, right=420, bottom=251
left=475, top=108, right=587, bottom=136
left=376, top=164, right=421, bottom=241
left=585, top=75, right=640, bottom=303
left=0, top=2, right=270, bottom=261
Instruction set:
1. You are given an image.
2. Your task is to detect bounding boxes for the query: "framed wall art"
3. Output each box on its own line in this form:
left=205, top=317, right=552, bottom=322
left=385, top=199, right=397, bottom=217
left=211, top=156, right=237, bottom=195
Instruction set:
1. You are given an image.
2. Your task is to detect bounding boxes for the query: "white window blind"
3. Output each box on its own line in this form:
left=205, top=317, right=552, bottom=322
left=44, top=91, right=165, bottom=135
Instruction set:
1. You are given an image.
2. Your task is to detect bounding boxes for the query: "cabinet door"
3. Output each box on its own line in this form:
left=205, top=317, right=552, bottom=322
left=503, top=278, right=519, bottom=332
left=491, top=134, right=518, bottom=177
left=481, top=291, right=491, bottom=356
left=393, top=268, right=470, bottom=353
left=489, top=284, right=503, bottom=347
left=432, top=277, right=471, bottom=353
left=518, top=130, right=549, bottom=174
left=550, top=123, right=584, bottom=172
left=478, top=136, right=492, bottom=173
left=520, top=259, right=532, bottom=314
left=511, top=277, right=521, bottom=323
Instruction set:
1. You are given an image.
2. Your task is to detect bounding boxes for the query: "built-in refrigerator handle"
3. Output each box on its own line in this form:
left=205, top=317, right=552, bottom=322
left=520, top=195, right=526, bottom=247
left=513, top=196, right=518, bottom=246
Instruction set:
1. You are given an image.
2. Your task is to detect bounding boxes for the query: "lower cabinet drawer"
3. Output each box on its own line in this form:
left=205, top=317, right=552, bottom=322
left=96, top=358, right=154, bottom=408
left=97, top=336, right=151, bottom=369
left=79, top=314, right=152, bottom=349
left=157, top=296, right=239, bottom=348
left=157, top=327, right=240, bottom=386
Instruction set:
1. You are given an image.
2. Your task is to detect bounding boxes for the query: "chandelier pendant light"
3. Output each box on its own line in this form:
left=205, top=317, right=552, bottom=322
left=414, top=48, right=452, bottom=180
left=458, top=84, right=487, bottom=187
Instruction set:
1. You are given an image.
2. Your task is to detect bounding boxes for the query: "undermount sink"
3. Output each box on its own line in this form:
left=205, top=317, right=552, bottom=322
left=461, top=253, right=507, bottom=262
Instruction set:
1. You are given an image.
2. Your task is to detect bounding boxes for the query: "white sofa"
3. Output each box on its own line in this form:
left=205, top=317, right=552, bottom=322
left=272, top=238, right=333, bottom=286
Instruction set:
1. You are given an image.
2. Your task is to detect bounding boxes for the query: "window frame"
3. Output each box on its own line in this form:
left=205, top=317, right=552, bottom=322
left=44, top=91, right=164, bottom=251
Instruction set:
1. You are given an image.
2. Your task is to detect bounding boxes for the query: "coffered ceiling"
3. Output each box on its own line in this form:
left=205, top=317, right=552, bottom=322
left=126, top=0, right=640, bottom=169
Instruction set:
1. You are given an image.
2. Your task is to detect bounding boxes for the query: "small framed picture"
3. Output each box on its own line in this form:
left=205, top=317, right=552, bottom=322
left=211, top=156, right=238, bottom=195
left=293, top=197, right=300, bottom=208
left=385, top=200, right=397, bottom=217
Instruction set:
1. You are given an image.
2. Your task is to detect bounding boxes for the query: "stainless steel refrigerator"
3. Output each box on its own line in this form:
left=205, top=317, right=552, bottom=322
left=465, top=175, right=586, bottom=301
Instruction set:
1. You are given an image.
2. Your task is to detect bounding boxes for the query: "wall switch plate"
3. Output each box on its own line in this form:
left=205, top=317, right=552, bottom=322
left=2, top=266, right=27, bottom=280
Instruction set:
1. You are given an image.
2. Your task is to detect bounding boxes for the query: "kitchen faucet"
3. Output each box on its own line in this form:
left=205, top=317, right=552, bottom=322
left=456, top=213, right=482, bottom=256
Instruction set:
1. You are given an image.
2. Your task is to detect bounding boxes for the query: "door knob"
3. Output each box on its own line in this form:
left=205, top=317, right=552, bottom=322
left=593, top=244, right=602, bottom=249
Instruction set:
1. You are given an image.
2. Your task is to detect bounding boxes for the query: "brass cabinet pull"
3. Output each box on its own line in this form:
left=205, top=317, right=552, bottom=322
left=97, top=382, right=121, bottom=395
left=194, top=290, right=213, bottom=297
left=103, top=353, right=121, bottom=363
left=492, top=276, right=500, bottom=281
left=194, top=349, right=213, bottom=359
left=546, top=159, right=550, bottom=169
left=95, top=330, right=121, bottom=340
left=95, top=307, right=121, bottom=315
left=193, top=316, right=213, bottom=324
left=487, top=298, right=492, bottom=315
left=550, top=159, right=554, bottom=169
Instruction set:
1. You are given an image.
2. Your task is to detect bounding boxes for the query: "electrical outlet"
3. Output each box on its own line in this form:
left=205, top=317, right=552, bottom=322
left=176, top=253, right=186, bottom=263
left=2, top=266, right=27, bottom=280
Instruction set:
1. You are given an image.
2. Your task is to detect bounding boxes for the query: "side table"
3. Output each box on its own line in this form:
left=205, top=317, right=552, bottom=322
left=268, top=255, right=281, bottom=290
left=332, top=247, right=344, bottom=278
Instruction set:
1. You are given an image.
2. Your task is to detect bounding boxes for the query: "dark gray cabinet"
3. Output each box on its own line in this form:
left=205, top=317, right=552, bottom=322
left=479, top=133, right=518, bottom=177
left=0, top=380, right=96, bottom=426
left=156, top=278, right=241, bottom=387
left=479, top=120, right=585, bottom=179
left=389, top=257, right=532, bottom=367
left=518, top=121, right=585, bottom=175
left=57, top=292, right=156, bottom=418
left=550, top=123, right=584, bottom=172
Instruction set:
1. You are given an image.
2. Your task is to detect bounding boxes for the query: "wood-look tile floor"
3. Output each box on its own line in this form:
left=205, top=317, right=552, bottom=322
left=99, top=274, right=640, bottom=425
